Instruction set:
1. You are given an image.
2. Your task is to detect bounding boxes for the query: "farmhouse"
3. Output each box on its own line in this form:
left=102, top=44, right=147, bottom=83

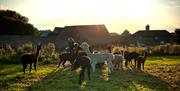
left=130, top=25, right=172, bottom=46
left=53, top=24, right=112, bottom=45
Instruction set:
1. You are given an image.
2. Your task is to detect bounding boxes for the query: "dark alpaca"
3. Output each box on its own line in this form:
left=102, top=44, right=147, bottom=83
left=58, top=46, right=87, bottom=68
left=130, top=52, right=140, bottom=67
left=124, top=51, right=140, bottom=67
left=21, top=44, right=41, bottom=74
left=124, top=51, right=132, bottom=67
left=71, top=56, right=91, bottom=84
left=136, top=52, right=147, bottom=70
left=58, top=53, right=76, bottom=67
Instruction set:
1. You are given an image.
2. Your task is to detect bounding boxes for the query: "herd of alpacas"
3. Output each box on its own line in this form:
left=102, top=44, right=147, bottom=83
left=21, top=39, right=148, bottom=85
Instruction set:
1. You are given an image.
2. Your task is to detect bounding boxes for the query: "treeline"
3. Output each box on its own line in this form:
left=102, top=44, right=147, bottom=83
left=0, top=10, right=38, bottom=35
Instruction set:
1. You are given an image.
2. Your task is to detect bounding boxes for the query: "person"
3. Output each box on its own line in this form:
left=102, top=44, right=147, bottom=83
left=68, top=37, right=76, bottom=54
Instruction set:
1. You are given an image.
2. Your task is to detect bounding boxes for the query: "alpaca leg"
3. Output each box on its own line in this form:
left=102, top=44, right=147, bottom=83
left=120, top=61, right=123, bottom=69
left=30, top=63, right=32, bottom=72
left=34, top=62, right=37, bottom=71
left=142, top=62, right=144, bottom=70
left=131, top=60, right=133, bottom=65
left=79, top=68, right=85, bottom=84
left=117, top=62, right=120, bottom=69
left=79, top=71, right=82, bottom=84
left=125, top=60, right=128, bottom=68
left=92, top=64, right=95, bottom=72
left=23, top=63, right=27, bottom=74
left=91, top=62, right=96, bottom=72
left=87, top=66, right=91, bottom=80
left=62, top=61, right=66, bottom=68
left=110, top=61, right=113, bottom=71
left=107, top=63, right=112, bottom=74
left=114, top=62, right=117, bottom=68
left=134, top=59, right=137, bottom=67
left=81, top=68, right=85, bottom=81
left=137, top=61, right=141, bottom=70
left=58, top=59, right=62, bottom=67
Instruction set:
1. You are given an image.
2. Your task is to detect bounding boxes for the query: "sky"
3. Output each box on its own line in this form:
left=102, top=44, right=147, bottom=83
left=0, top=0, right=180, bottom=34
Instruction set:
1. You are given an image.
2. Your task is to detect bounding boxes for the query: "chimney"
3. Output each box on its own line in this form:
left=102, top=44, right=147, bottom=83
left=146, top=24, right=150, bottom=31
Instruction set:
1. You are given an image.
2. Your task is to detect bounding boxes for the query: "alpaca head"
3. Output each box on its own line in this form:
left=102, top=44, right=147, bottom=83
left=37, top=43, right=42, bottom=51
left=80, top=42, right=89, bottom=50
left=68, top=37, right=75, bottom=42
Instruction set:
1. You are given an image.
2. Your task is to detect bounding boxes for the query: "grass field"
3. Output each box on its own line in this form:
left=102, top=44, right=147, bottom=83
left=0, top=56, right=180, bottom=91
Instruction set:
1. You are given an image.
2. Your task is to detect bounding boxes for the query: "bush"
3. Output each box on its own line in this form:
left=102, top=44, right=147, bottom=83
left=46, top=43, right=55, bottom=57
left=0, top=53, right=21, bottom=64
left=21, top=42, right=33, bottom=53
left=151, top=44, right=180, bottom=55
left=37, top=42, right=59, bottom=64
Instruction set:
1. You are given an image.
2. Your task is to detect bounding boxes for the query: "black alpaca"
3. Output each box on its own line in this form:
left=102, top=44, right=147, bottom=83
left=136, top=52, right=148, bottom=70
left=58, top=46, right=87, bottom=68
left=71, top=56, right=91, bottom=85
left=21, top=44, right=41, bottom=74
left=124, top=51, right=140, bottom=67
left=130, top=52, right=140, bottom=67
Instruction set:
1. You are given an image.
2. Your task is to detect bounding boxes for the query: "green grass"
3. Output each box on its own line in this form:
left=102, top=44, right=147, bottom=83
left=0, top=56, right=180, bottom=91
left=146, top=56, right=180, bottom=65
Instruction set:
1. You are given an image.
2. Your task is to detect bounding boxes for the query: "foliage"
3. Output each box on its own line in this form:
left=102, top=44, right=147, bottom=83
left=46, top=43, right=56, bottom=57
left=21, top=42, right=34, bottom=53
left=0, top=9, right=38, bottom=35
left=0, top=42, right=60, bottom=64
left=0, top=53, right=21, bottom=64
left=39, top=43, right=59, bottom=64
left=172, top=28, right=180, bottom=44
left=121, top=29, right=131, bottom=36
left=151, top=44, right=180, bottom=55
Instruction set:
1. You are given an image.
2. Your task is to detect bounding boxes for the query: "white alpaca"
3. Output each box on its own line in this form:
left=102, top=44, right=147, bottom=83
left=80, top=42, right=114, bottom=73
left=113, top=54, right=124, bottom=69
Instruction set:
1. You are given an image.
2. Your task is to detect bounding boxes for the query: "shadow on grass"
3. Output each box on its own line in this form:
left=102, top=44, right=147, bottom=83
left=118, top=67, right=173, bottom=91
left=28, top=67, right=82, bottom=91
left=0, top=64, right=25, bottom=91
left=27, top=65, right=172, bottom=91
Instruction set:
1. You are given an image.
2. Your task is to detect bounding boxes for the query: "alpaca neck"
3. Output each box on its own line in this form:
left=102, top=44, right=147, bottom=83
left=35, top=49, right=40, bottom=57
left=144, top=53, right=147, bottom=59
left=83, top=47, right=91, bottom=55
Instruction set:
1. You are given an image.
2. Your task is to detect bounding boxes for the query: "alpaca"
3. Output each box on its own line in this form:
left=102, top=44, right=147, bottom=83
left=124, top=51, right=132, bottom=68
left=58, top=53, right=76, bottom=67
left=113, top=52, right=124, bottom=69
left=58, top=46, right=87, bottom=68
left=124, top=51, right=140, bottom=67
left=71, top=56, right=91, bottom=84
left=131, top=52, right=140, bottom=67
left=80, top=42, right=113, bottom=73
left=21, top=43, right=41, bottom=74
left=136, top=52, right=148, bottom=70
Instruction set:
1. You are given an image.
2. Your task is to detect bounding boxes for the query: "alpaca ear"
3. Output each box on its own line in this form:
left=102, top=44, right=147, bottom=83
left=38, top=42, right=42, bottom=46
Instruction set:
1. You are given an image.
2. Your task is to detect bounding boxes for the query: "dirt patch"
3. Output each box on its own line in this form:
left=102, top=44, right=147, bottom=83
left=145, top=64, right=180, bottom=91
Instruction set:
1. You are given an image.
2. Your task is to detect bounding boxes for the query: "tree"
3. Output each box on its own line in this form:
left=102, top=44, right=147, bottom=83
left=121, top=29, right=131, bottom=37
left=0, top=10, right=38, bottom=35
left=174, top=28, right=180, bottom=44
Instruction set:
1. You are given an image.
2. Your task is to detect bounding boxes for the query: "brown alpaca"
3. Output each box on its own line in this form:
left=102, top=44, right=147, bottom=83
left=136, top=52, right=147, bottom=70
left=71, top=56, right=91, bottom=85
left=58, top=46, right=87, bottom=68
left=21, top=43, right=41, bottom=74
